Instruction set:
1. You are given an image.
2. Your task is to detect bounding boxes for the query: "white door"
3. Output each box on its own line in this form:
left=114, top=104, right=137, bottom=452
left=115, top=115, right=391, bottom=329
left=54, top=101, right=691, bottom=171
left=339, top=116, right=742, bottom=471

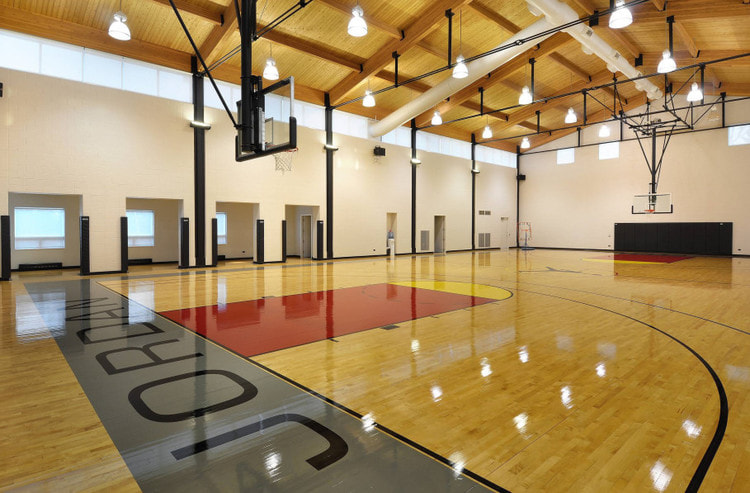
left=301, top=215, right=312, bottom=258
left=434, top=216, right=446, bottom=253
left=500, top=217, right=510, bottom=250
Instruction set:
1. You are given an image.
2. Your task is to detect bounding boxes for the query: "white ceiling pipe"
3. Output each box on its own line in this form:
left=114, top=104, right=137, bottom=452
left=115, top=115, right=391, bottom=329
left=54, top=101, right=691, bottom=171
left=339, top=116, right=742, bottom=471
left=526, top=0, right=663, bottom=100
left=368, top=18, right=554, bottom=138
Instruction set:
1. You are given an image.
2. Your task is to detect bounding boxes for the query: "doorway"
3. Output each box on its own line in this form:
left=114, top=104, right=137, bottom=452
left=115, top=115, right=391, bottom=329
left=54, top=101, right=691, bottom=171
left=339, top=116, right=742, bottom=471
left=500, top=216, right=510, bottom=250
left=386, top=212, right=397, bottom=255
left=434, top=215, right=446, bottom=253
left=301, top=214, right=312, bottom=259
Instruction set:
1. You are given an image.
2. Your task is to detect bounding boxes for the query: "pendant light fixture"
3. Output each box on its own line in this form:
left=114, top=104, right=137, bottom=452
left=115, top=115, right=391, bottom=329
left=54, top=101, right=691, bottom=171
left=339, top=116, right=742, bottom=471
left=431, top=110, right=443, bottom=126
left=608, top=0, right=633, bottom=29
left=482, top=116, right=492, bottom=139
left=263, top=44, right=279, bottom=81
left=348, top=2, right=367, bottom=37
left=519, top=58, right=535, bottom=105
left=452, top=10, right=468, bottom=79
left=362, top=79, right=375, bottom=107
left=686, top=82, right=703, bottom=103
left=657, top=16, right=677, bottom=74
left=108, top=0, right=131, bottom=41
left=565, top=107, right=577, bottom=124
left=520, top=137, right=530, bottom=149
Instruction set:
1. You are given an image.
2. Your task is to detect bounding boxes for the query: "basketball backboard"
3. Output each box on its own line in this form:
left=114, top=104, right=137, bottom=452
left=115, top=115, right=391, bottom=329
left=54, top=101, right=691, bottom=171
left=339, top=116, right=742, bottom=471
left=236, top=76, right=297, bottom=161
left=632, top=193, right=673, bottom=214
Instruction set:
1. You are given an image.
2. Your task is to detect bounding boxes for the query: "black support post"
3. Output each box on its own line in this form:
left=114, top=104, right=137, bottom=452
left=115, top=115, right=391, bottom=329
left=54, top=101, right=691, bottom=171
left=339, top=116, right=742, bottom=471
left=192, top=56, right=206, bottom=268
left=120, top=216, right=128, bottom=273
left=211, top=217, right=218, bottom=267
left=179, top=217, right=190, bottom=268
left=80, top=216, right=90, bottom=276
left=325, top=93, right=334, bottom=259
left=1, top=215, right=10, bottom=281
left=316, top=220, right=324, bottom=260
left=281, top=220, right=287, bottom=262
left=411, top=119, right=418, bottom=255
left=516, top=149, right=521, bottom=248
left=255, top=219, right=264, bottom=264
left=471, top=134, right=477, bottom=251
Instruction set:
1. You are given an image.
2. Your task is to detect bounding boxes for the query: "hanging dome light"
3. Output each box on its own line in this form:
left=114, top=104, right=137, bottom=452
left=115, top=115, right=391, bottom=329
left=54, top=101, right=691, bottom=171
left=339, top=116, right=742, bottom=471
left=348, top=4, right=367, bottom=37
left=657, top=49, right=677, bottom=73
left=263, top=57, right=279, bottom=81
left=362, top=89, right=375, bottom=107
left=482, top=125, right=492, bottom=139
left=520, top=137, right=530, bottom=149
left=108, top=11, right=131, bottom=41
left=686, top=82, right=703, bottom=102
left=452, top=55, right=468, bottom=79
left=431, top=110, right=442, bottom=126
left=518, top=86, right=533, bottom=105
left=599, top=124, right=611, bottom=138
left=564, top=107, right=577, bottom=124
left=608, top=0, right=633, bottom=29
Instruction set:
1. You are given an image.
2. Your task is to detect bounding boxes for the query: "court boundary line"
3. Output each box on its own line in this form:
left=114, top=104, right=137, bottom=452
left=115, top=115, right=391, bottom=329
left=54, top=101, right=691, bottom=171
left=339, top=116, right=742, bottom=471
left=492, top=284, right=728, bottom=493
left=97, top=282, right=510, bottom=493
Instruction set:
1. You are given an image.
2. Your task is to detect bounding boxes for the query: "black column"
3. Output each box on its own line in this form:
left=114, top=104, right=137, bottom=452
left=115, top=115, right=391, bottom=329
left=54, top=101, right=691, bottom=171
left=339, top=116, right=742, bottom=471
left=471, top=134, right=477, bottom=251
left=1, top=215, right=10, bottom=281
left=516, top=147, right=521, bottom=248
left=120, top=216, right=128, bottom=273
left=80, top=216, right=90, bottom=276
left=325, top=94, right=334, bottom=259
left=281, top=220, right=287, bottom=263
left=316, top=220, right=324, bottom=260
left=411, top=119, right=417, bottom=255
left=192, top=56, right=206, bottom=268
left=211, top=217, right=218, bottom=267
left=180, top=217, right=190, bottom=268
left=255, top=219, right=264, bottom=264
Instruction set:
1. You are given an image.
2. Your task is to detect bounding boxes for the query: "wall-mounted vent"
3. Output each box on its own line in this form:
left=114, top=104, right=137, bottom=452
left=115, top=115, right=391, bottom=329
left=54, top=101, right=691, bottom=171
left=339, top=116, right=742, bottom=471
left=478, top=233, right=491, bottom=248
left=478, top=210, right=492, bottom=216
left=420, top=230, right=430, bottom=250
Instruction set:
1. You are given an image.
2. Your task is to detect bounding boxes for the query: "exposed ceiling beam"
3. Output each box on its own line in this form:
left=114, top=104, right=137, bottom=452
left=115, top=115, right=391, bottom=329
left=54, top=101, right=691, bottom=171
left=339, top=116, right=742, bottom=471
left=150, top=0, right=223, bottom=25
left=673, top=20, right=699, bottom=58
left=328, top=0, right=476, bottom=105
left=650, top=0, right=666, bottom=11
left=260, top=24, right=363, bottom=71
left=629, top=1, right=750, bottom=22
left=412, top=33, right=574, bottom=127
left=200, top=3, right=239, bottom=65
left=469, top=2, right=521, bottom=34
left=524, top=92, right=648, bottom=150
left=566, top=0, right=597, bottom=15
left=548, top=52, right=591, bottom=82
left=640, top=50, right=750, bottom=68
left=598, top=27, right=642, bottom=61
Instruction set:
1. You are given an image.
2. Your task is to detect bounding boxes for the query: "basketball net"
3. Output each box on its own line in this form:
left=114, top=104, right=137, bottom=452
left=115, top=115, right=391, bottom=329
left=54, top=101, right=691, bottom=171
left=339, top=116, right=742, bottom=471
left=274, top=148, right=297, bottom=174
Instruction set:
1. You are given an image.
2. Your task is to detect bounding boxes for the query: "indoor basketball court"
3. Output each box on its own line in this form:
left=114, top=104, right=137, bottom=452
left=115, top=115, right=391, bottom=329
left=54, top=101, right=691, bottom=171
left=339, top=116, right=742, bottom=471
left=1, top=0, right=749, bottom=492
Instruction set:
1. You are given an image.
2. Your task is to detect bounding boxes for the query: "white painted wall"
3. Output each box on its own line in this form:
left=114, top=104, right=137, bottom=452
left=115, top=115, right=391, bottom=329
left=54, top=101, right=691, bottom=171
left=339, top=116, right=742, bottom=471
left=0, top=67, right=518, bottom=271
left=475, top=162, right=518, bottom=248
left=520, top=113, right=750, bottom=254
left=8, top=192, right=81, bottom=268
left=126, top=198, right=180, bottom=263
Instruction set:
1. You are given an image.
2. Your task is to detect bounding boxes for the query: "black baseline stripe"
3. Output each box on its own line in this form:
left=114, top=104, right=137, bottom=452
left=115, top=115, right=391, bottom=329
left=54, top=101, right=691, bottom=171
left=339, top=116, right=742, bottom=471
left=100, top=284, right=510, bottom=493
left=502, top=285, right=728, bottom=493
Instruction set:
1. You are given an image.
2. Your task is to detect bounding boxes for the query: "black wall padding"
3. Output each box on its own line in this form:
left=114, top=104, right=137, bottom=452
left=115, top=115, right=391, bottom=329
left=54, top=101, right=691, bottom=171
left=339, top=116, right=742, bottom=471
left=255, top=219, right=264, bottom=264
left=211, top=217, right=218, bottom=267
left=80, top=216, right=90, bottom=275
left=281, top=220, right=287, bottom=263
left=614, top=222, right=732, bottom=255
left=1, top=215, right=10, bottom=281
left=316, top=220, right=324, bottom=260
left=120, top=216, right=128, bottom=273
left=180, top=218, right=190, bottom=268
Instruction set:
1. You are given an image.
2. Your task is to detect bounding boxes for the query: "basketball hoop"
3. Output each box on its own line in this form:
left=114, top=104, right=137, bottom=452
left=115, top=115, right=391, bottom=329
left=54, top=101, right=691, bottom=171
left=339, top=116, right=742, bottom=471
left=274, top=147, right=297, bottom=174
left=644, top=208, right=655, bottom=214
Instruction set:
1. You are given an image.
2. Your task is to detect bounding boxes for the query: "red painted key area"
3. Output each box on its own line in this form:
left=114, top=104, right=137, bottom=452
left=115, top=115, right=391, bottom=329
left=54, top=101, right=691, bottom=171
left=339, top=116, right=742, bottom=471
left=160, top=283, right=495, bottom=356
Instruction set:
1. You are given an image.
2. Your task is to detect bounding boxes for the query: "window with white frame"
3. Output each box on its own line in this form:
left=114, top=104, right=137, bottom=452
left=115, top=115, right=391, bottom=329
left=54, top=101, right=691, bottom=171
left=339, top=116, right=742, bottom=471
left=217, top=212, right=227, bottom=245
left=728, top=124, right=750, bottom=147
left=127, top=210, right=155, bottom=247
left=598, top=141, right=620, bottom=160
left=557, top=148, right=575, bottom=165
left=14, top=207, right=65, bottom=250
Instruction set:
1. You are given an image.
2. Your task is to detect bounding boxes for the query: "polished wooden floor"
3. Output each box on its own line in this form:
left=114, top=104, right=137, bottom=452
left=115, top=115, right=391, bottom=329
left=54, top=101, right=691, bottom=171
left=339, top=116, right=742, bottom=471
left=2, top=250, right=750, bottom=491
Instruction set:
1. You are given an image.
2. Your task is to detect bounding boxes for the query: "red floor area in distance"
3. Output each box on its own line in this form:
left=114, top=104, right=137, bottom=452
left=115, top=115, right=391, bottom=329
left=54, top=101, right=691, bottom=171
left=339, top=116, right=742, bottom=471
left=592, top=253, right=693, bottom=263
left=160, top=283, right=495, bottom=357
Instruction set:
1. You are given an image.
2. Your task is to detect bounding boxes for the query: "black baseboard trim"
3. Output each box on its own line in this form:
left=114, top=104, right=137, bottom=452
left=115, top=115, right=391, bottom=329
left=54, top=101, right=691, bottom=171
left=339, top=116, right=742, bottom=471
left=84, top=270, right=127, bottom=276
left=12, top=265, right=80, bottom=272
left=219, top=256, right=254, bottom=261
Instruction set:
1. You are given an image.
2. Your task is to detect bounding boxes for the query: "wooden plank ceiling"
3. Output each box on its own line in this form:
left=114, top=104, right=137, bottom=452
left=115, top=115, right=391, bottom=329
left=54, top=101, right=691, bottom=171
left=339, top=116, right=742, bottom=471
left=0, top=0, right=748, bottom=152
